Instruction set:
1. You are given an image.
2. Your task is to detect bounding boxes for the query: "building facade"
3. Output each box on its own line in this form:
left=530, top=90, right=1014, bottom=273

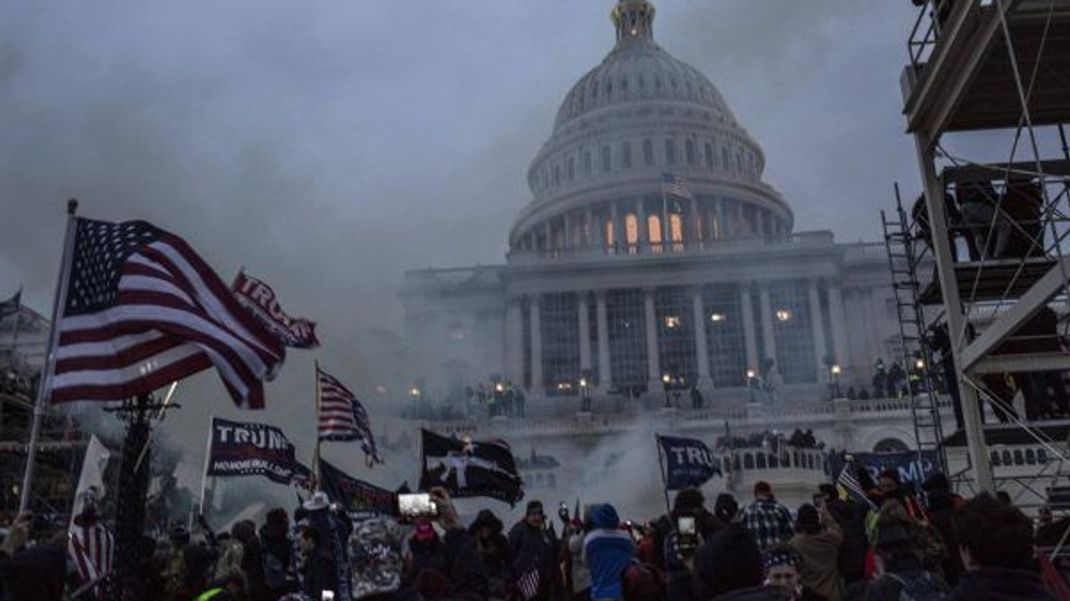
left=400, top=0, right=901, bottom=407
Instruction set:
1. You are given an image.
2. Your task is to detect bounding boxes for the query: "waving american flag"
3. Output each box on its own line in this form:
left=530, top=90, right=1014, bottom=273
left=317, top=367, right=382, bottom=463
left=50, top=218, right=285, bottom=408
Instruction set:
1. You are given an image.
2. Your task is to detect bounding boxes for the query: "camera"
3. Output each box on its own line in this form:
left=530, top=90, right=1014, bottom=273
left=398, top=493, right=438, bottom=520
left=676, top=516, right=699, bottom=556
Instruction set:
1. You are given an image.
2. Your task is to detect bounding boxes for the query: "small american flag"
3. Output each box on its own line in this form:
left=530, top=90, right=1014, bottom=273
left=836, top=463, right=876, bottom=509
left=68, top=522, right=113, bottom=586
left=516, top=565, right=541, bottom=601
left=50, top=218, right=284, bottom=408
left=317, top=367, right=382, bottom=463
left=662, top=173, right=694, bottom=200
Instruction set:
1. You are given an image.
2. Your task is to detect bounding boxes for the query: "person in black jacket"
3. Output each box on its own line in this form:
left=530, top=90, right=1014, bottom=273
left=862, top=522, right=947, bottom=601
left=947, top=493, right=1059, bottom=601
left=0, top=514, right=67, bottom=601
left=406, top=487, right=488, bottom=601
left=669, top=493, right=763, bottom=601
left=260, top=507, right=296, bottom=595
left=816, top=484, right=868, bottom=586
left=509, top=500, right=561, bottom=601
left=920, top=473, right=963, bottom=587
left=470, top=509, right=512, bottom=600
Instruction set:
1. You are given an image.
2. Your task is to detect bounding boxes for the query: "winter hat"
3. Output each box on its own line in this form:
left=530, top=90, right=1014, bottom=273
left=302, top=491, right=330, bottom=511
left=763, top=546, right=798, bottom=570
left=713, top=493, right=739, bottom=523
left=795, top=504, right=820, bottom=533
left=526, top=500, right=544, bottom=516
left=470, top=509, right=504, bottom=534
left=590, top=503, right=621, bottom=529
left=349, top=517, right=404, bottom=599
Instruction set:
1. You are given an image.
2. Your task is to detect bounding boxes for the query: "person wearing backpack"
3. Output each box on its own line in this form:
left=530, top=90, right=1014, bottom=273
left=862, top=522, right=948, bottom=601
left=584, top=503, right=636, bottom=601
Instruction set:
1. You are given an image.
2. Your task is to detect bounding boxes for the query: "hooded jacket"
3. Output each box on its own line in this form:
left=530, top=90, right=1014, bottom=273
left=584, top=504, right=637, bottom=600
left=947, top=567, right=1061, bottom=601
left=690, top=522, right=764, bottom=601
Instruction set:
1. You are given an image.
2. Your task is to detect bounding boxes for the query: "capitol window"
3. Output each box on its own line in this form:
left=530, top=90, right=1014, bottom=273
left=647, top=214, right=663, bottom=247
left=583, top=151, right=592, bottom=176
left=643, top=140, right=654, bottom=165
left=685, top=140, right=696, bottom=166
left=601, top=145, right=611, bottom=173
left=621, top=76, right=629, bottom=92
left=625, top=214, right=639, bottom=249
left=567, top=157, right=575, bottom=182
left=722, top=147, right=731, bottom=170
left=705, top=144, right=714, bottom=170
left=664, top=139, right=677, bottom=165
left=621, top=142, right=632, bottom=168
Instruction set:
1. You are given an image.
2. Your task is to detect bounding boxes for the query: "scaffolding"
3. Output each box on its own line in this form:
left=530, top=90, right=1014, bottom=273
left=900, top=0, right=1070, bottom=495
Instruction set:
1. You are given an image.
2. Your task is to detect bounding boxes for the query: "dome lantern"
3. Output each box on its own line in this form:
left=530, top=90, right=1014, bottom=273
left=612, top=0, right=655, bottom=46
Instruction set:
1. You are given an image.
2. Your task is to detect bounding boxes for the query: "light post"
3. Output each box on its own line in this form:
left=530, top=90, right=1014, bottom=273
left=830, top=364, right=842, bottom=399
left=579, top=373, right=592, bottom=412
left=661, top=373, right=672, bottom=408
left=746, top=368, right=756, bottom=403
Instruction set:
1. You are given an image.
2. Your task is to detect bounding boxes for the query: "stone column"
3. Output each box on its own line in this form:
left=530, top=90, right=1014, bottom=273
left=544, top=222, right=552, bottom=251
left=735, top=201, right=746, bottom=237
left=691, top=287, right=713, bottom=389
left=529, top=294, right=543, bottom=394
left=610, top=202, right=620, bottom=253
left=637, top=199, right=648, bottom=252
left=714, top=200, right=725, bottom=241
left=644, top=287, right=661, bottom=390
left=758, top=282, right=776, bottom=363
left=808, top=279, right=829, bottom=379
left=505, top=298, right=524, bottom=385
left=585, top=206, right=594, bottom=248
left=827, top=282, right=849, bottom=369
left=740, top=283, right=759, bottom=371
left=578, top=294, right=592, bottom=372
left=596, top=291, right=612, bottom=391
left=690, top=197, right=700, bottom=247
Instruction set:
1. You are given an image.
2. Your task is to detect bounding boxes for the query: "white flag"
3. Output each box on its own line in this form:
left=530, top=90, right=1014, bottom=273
left=71, top=435, right=110, bottom=521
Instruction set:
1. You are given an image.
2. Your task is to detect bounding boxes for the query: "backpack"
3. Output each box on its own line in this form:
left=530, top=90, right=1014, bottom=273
left=885, top=571, right=946, bottom=601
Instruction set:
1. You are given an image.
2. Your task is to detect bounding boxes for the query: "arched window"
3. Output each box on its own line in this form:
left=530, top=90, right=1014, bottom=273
left=621, top=76, right=629, bottom=92
left=567, top=157, right=575, bottom=182
left=621, top=142, right=632, bottom=168
left=625, top=214, right=639, bottom=249
left=554, top=164, right=561, bottom=186
left=669, top=214, right=684, bottom=247
left=737, top=153, right=743, bottom=171
left=643, top=140, right=654, bottom=166
left=582, top=150, right=592, bottom=177
left=647, top=214, right=663, bottom=248
left=685, top=140, right=696, bottom=165
left=665, top=140, right=677, bottom=165
left=601, top=145, right=611, bottom=173
left=1025, top=449, right=1036, bottom=465
left=873, top=438, right=910, bottom=454
left=722, top=148, right=731, bottom=170
left=705, top=144, right=714, bottom=170
left=1013, top=450, right=1024, bottom=465
left=991, top=450, right=1002, bottom=466
left=1002, top=450, right=1012, bottom=465
left=604, top=218, right=615, bottom=247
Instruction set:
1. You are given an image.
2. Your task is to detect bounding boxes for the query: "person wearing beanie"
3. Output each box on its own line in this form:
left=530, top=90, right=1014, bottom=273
left=509, top=499, right=562, bottom=601
left=742, top=482, right=795, bottom=553
left=583, top=503, right=636, bottom=601
left=788, top=503, right=842, bottom=601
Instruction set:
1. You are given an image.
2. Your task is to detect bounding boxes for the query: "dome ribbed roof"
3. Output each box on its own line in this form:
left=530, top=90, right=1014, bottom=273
left=553, top=42, right=736, bottom=132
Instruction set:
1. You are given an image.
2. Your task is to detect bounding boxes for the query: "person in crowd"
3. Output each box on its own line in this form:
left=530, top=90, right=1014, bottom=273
left=690, top=385, right=704, bottom=410
left=743, top=482, right=795, bottom=553
left=405, top=488, right=488, bottom=601
left=231, top=519, right=268, bottom=600
left=300, top=491, right=352, bottom=600
left=584, top=503, right=636, bottom=601
left=298, top=525, right=336, bottom=598
left=0, top=513, right=67, bottom=601
left=510, top=500, right=562, bottom=601
left=713, top=546, right=825, bottom=601
left=871, top=498, right=947, bottom=580
left=166, top=523, right=219, bottom=601
left=67, top=489, right=114, bottom=598
left=470, top=509, right=512, bottom=601
left=947, top=493, right=1059, bottom=601
left=920, top=473, right=964, bottom=587
left=788, top=503, right=842, bottom=601
left=862, top=521, right=948, bottom=601
left=687, top=493, right=764, bottom=600
left=214, top=529, right=246, bottom=586
left=566, top=511, right=592, bottom=601
left=650, top=488, right=722, bottom=572
left=875, top=469, right=925, bottom=520
left=816, top=484, right=868, bottom=586
left=261, top=507, right=297, bottom=596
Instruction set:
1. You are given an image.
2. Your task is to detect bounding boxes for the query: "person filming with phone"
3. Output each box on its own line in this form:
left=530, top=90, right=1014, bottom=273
left=400, top=487, right=488, bottom=601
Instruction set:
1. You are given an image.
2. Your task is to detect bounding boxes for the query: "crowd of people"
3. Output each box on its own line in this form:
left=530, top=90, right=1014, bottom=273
left=1, top=462, right=1067, bottom=601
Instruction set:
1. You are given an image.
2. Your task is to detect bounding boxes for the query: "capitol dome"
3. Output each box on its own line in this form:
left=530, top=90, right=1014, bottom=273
left=509, top=0, right=792, bottom=256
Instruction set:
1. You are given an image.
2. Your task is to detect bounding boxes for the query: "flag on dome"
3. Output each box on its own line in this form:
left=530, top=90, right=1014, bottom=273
left=317, top=366, right=382, bottom=464
left=50, top=218, right=285, bottom=408
left=661, top=172, right=694, bottom=201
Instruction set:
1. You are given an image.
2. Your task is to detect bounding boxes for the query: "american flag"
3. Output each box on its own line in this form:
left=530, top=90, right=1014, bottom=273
left=68, top=522, right=113, bottom=586
left=50, top=218, right=285, bottom=408
left=836, top=463, right=876, bottom=509
left=317, top=367, right=382, bottom=463
left=661, top=172, right=694, bottom=200
left=516, top=565, right=541, bottom=601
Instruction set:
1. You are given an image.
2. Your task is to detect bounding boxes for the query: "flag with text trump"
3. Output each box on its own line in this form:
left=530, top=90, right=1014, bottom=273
left=232, top=271, right=319, bottom=349
left=51, top=218, right=285, bottom=408
left=317, top=366, right=382, bottom=464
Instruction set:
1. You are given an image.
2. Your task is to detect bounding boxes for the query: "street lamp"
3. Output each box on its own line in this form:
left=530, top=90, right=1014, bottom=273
left=829, top=364, right=842, bottom=399
left=661, top=373, right=672, bottom=408
left=745, top=368, right=756, bottom=403
left=579, top=374, right=592, bottom=412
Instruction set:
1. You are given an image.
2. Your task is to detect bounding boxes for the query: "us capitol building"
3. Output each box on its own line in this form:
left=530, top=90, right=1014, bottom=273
left=397, top=1, right=1048, bottom=513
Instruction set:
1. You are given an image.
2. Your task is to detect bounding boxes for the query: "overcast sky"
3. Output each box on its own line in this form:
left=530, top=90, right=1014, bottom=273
left=0, top=1, right=930, bottom=491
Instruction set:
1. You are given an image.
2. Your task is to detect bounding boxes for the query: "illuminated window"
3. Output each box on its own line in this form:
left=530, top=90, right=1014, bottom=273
left=625, top=214, right=639, bottom=252
left=647, top=214, right=663, bottom=248
left=656, top=287, right=697, bottom=386
left=670, top=213, right=684, bottom=244
left=643, top=140, right=654, bottom=165
left=605, top=218, right=615, bottom=247
left=704, top=285, right=745, bottom=386
left=770, top=281, right=816, bottom=383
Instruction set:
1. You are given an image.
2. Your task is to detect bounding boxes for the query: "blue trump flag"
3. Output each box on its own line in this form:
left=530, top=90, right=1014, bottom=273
left=657, top=434, right=722, bottom=491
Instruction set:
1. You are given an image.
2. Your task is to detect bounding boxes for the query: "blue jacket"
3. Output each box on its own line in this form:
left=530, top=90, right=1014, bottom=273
left=583, top=504, right=636, bottom=600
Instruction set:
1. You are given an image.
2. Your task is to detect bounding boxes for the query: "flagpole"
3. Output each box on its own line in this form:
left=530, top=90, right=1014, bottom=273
left=19, top=200, right=79, bottom=514
left=196, top=415, right=215, bottom=529
left=313, top=359, right=322, bottom=488
left=654, top=434, right=671, bottom=516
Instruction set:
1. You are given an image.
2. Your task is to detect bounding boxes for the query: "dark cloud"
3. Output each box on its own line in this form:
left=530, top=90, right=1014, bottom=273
left=1, top=1, right=932, bottom=488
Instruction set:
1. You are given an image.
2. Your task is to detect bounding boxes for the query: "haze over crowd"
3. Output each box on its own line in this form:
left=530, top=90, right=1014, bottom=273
left=1, top=1, right=931, bottom=499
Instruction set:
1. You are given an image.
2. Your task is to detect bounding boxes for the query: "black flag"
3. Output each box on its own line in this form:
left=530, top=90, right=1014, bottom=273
left=319, top=458, right=397, bottom=520
left=419, top=429, right=524, bottom=505
left=657, top=434, right=722, bottom=491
